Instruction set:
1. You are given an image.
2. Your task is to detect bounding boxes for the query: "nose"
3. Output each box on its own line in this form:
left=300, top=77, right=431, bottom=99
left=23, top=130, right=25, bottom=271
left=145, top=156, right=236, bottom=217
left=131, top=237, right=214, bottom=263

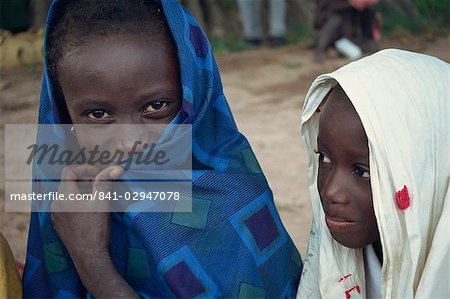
left=113, top=125, right=163, bottom=155
left=114, top=126, right=147, bottom=155
left=319, top=167, right=350, bottom=208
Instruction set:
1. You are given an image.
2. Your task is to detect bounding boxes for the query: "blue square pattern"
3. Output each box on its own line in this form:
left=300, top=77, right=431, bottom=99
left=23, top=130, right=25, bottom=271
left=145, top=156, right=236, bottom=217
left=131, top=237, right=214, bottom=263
left=243, top=205, right=280, bottom=251
left=228, top=191, right=287, bottom=266
left=164, top=261, right=206, bottom=298
left=171, top=197, right=210, bottom=230
left=239, top=282, right=266, bottom=298
left=158, top=245, right=220, bottom=299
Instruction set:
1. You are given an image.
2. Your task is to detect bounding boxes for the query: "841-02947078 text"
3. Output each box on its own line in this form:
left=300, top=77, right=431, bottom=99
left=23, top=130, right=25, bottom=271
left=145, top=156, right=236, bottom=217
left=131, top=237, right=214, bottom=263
left=9, top=191, right=180, bottom=201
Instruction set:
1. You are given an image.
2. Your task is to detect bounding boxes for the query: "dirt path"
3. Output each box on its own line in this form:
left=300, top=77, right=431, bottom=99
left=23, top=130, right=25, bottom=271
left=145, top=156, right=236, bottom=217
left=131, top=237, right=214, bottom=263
left=1, top=37, right=448, bottom=263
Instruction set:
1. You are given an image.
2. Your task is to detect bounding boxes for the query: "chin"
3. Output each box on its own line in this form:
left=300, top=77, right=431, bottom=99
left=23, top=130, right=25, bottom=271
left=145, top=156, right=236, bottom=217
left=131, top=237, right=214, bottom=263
left=330, top=233, right=367, bottom=249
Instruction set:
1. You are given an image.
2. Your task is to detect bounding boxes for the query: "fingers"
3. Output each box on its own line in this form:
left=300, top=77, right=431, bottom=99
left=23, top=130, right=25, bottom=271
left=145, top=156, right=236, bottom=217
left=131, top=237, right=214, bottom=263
left=61, top=164, right=99, bottom=181
left=59, top=164, right=99, bottom=195
left=92, top=165, right=124, bottom=194
left=54, top=164, right=123, bottom=213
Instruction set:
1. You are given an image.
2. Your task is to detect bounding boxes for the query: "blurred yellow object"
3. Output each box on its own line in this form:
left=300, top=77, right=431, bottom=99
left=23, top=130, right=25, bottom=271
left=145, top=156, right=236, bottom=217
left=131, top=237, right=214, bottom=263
left=0, top=28, right=44, bottom=70
left=0, top=232, right=22, bottom=299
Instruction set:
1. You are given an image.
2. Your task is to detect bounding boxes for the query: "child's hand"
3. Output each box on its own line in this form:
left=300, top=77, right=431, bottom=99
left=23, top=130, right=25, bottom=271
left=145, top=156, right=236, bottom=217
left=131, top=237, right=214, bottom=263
left=50, top=165, right=140, bottom=298
left=51, top=164, right=123, bottom=257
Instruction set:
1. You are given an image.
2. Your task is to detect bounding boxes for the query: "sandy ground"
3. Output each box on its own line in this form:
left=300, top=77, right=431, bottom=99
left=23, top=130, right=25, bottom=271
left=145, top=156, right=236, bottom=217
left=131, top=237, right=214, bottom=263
left=1, top=37, right=448, bottom=265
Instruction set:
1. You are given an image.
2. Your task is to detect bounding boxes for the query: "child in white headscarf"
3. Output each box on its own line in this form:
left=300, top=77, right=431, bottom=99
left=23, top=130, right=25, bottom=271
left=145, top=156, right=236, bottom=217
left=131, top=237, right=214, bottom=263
left=297, top=49, right=449, bottom=298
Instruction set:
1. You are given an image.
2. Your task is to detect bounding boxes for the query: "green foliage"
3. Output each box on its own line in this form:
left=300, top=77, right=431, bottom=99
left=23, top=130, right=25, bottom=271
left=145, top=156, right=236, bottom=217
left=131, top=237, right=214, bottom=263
left=210, top=36, right=255, bottom=54
left=286, top=24, right=314, bottom=46
left=380, top=0, right=449, bottom=36
left=414, top=0, right=449, bottom=20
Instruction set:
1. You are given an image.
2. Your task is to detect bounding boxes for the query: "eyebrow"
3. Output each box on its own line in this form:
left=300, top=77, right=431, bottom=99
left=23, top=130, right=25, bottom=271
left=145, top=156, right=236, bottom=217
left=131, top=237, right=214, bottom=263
left=71, top=98, right=116, bottom=111
left=316, top=137, right=369, bottom=164
left=71, top=89, right=180, bottom=110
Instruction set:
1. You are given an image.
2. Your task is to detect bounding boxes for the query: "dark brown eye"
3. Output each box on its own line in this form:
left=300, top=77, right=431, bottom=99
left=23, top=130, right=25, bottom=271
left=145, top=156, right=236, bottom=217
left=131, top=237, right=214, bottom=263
left=353, top=166, right=370, bottom=178
left=315, top=151, right=331, bottom=164
left=143, top=101, right=168, bottom=115
left=151, top=101, right=164, bottom=110
left=87, top=110, right=112, bottom=120
left=92, top=110, right=104, bottom=118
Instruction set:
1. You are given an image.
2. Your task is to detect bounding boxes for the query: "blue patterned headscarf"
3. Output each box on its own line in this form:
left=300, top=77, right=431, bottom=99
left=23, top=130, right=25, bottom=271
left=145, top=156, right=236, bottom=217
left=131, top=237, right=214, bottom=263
left=23, top=1, right=302, bottom=297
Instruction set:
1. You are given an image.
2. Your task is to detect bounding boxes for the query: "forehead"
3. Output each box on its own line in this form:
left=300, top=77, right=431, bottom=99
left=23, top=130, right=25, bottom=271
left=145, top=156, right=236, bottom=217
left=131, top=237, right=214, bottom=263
left=61, top=33, right=176, bottom=69
left=59, top=34, right=179, bottom=92
left=318, top=88, right=368, bottom=157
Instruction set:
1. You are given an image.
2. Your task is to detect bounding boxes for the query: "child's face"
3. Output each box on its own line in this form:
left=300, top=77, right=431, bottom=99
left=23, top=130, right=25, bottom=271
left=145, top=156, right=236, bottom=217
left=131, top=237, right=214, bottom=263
left=316, top=88, right=379, bottom=249
left=58, top=34, right=182, bottom=155
left=59, top=34, right=182, bottom=125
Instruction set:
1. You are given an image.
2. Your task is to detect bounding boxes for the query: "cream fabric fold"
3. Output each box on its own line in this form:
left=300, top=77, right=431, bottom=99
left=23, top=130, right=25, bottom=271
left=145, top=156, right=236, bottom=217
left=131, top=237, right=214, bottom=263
left=297, top=49, right=450, bottom=298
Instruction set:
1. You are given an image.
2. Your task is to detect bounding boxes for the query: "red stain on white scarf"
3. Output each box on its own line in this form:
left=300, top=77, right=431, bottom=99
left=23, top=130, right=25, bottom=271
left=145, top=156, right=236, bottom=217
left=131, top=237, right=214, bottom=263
left=345, top=285, right=361, bottom=298
left=395, top=185, right=410, bottom=210
left=338, top=274, right=352, bottom=283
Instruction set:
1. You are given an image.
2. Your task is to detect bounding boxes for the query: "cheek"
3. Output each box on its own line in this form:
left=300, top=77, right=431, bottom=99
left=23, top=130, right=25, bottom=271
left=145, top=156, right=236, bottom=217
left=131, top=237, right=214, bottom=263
left=77, top=135, right=103, bottom=149
left=361, top=186, right=374, bottom=216
left=316, top=168, right=326, bottom=207
left=316, top=166, right=327, bottom=195
left=357, top=185, right=376, bottom=226
left=316, top=165, right=339, bottom=208
left=364, top=195, right=380, bottom=244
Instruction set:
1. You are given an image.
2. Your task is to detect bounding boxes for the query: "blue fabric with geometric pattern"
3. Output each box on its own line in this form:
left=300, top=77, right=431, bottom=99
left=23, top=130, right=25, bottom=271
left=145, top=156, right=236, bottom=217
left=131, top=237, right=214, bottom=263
left=23, top=0, right=302, bottom=297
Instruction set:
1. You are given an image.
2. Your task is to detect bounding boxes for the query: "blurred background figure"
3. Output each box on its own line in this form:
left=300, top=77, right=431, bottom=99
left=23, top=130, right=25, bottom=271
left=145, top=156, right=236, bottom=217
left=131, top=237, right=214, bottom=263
left=0, top=0, right=51, bottom=33
left=0, top=0, right=30, bottom=33
left=313, top=0, right=380, bottom=62
left=237, top=0, right=286, bottom=47
left=182, top=0, right=225, bottom=40
left=0, top=0, right=49, bottom=72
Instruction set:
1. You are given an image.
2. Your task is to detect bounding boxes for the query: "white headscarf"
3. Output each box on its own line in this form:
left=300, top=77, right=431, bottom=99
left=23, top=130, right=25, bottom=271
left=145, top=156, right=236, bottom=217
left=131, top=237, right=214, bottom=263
left=297, top=49, right=450, bottom=298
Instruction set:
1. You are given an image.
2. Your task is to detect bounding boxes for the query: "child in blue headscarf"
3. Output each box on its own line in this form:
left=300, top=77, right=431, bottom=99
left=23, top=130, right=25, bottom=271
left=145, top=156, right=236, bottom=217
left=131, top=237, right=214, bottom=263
left=23, top=0, right=302, bottom=297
